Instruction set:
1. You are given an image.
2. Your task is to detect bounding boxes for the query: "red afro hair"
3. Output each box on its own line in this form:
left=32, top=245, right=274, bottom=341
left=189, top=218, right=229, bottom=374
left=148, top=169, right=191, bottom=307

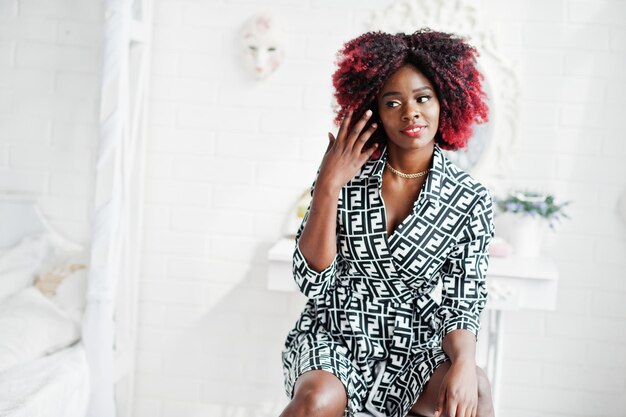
left=332, top=29, right=488, bottom=151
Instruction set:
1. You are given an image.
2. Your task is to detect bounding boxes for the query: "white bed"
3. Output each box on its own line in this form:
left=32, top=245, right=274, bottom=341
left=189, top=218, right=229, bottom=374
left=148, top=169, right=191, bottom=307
left=0, top=343, right=89, bottom=417
left=0, top=195, right=90, bottom=417
left=0, top=0, right=153, bottom=415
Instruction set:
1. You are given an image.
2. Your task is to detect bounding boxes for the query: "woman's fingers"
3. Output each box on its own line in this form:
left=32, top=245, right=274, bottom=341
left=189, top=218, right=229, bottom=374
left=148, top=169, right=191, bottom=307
left=352, top=122, right=378, bottom=154
left=335, top=110, right=353, bottom=142
left=458, top=403, right=469, bottom=417
left=436, top=394, right=469, bottom=417
left=357, top=142, right=378, bottom=165
left=465, top=399, right=477, bottom=417
left=326, top=132, right=335, bottom=153
left=433, top=387, right=446, bottom=417
left=346, top=109, right=372, bottom=146
left=453, top=397, right=476, bottom=417
left=322, top=109, right=377, bottom=184
left=447, top=401, right=459, bottom=417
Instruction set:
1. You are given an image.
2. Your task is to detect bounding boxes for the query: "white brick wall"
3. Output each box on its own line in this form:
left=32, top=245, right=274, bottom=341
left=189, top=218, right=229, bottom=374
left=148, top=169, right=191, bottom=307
left=133, top=0, right=626, bottom=416
left=0, top=0, right=102, bottom=243
left=481, top=0, right=626, bottom=415
left=135, top=2, right=381, bottom=415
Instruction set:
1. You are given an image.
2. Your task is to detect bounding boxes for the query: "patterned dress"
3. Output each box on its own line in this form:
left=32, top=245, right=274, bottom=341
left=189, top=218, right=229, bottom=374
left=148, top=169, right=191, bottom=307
left=282, top=143, right=495, bottom=417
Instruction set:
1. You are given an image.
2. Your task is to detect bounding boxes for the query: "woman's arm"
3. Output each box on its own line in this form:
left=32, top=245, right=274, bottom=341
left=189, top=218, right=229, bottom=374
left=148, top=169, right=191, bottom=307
left=432, top=190, right=494, bottom=417
left=299, top=110, right=377, bottom=270
left=435, top=190, right=494, bottom=339
left=442, top=328, right=476, bottom=364
left=292, top=110, right=378, bottom=297
left=296, top=178, right=342, bottom=272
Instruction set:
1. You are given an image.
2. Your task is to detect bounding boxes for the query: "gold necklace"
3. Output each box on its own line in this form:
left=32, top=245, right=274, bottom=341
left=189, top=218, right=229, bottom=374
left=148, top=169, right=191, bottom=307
left=385, top=161, right=429, bottom=179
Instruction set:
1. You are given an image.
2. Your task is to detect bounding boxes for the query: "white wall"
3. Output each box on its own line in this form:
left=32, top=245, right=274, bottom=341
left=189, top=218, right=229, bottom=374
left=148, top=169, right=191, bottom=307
left=133, top=1, right=384, bottom=415
left=483, top=1, right=626, bottom=416
left=0, top=0, right=102, bottom=243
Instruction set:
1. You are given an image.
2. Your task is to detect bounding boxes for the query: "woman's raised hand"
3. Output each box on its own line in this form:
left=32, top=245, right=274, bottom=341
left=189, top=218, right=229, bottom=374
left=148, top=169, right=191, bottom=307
left=316, top=110, right=379, bottom=192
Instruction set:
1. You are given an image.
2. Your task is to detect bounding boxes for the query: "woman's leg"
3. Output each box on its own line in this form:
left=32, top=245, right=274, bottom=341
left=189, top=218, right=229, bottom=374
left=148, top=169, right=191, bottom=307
left=409, top=362, right=495, bottom=417
left=280, top=370, right=348, bottom=417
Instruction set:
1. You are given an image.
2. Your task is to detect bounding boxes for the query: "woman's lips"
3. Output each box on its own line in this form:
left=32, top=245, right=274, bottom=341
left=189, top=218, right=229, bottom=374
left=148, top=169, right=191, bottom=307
left=400, top=125, right=426, bottom=138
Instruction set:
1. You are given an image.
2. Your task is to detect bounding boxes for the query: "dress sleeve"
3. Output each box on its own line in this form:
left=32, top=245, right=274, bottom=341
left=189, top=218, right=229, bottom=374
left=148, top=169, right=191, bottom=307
left=435, top=190, right=495, bottom=340
left=292, top=178, right=340, bottom=299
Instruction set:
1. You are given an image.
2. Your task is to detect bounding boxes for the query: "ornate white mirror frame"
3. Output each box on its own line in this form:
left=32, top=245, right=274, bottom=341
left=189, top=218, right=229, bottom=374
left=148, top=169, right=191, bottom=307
left=365, top=0, right=520, bottom=192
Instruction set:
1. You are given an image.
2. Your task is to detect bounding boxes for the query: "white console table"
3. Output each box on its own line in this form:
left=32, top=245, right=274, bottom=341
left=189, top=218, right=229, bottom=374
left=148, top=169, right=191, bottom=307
left=267, top=238, right=559, bottom=413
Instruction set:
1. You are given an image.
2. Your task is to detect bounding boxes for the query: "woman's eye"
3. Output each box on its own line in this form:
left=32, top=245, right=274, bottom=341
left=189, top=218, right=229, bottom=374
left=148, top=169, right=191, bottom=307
left=385, top=101, right=400, bottom=108
left=416, top=95, right=431, bottom=103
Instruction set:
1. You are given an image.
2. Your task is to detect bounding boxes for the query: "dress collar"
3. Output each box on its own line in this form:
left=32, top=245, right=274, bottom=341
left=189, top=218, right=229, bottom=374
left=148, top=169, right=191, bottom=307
left=357, top=143, right=446, bottom=207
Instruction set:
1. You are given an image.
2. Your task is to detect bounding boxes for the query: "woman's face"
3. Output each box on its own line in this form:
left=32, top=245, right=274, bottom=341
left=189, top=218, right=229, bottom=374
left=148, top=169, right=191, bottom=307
left=376, top=64, right=440, bottom=152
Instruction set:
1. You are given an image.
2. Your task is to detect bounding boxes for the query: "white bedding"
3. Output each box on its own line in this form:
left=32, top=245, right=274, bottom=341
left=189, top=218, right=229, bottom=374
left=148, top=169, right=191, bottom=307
left=0, top=342, right=90, bottom=417
left=0, top=230, right=90, bottom=417
left=0, top=287, right=81, bottom=373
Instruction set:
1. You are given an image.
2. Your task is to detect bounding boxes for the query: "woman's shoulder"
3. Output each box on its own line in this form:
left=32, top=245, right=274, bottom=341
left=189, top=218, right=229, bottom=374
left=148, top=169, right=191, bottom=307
left=440, top=152, right=492, bottom=204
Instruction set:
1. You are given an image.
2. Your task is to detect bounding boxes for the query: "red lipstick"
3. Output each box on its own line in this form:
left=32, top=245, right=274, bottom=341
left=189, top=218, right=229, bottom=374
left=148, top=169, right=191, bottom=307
left=400, top=124, right=427, bottom=138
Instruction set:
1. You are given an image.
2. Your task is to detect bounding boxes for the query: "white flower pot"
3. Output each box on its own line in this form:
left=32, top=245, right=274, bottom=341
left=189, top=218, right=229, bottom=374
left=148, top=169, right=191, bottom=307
left=495, top=213, right=547, bottom=258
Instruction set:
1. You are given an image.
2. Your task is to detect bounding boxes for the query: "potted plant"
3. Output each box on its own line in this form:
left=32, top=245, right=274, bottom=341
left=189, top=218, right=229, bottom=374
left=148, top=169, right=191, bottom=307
left=493, top=190, right=571, bottom=257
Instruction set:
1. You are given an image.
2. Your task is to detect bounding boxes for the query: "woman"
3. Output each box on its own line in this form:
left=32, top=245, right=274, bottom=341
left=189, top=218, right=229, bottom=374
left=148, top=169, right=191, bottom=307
left=281, top=29, right=496, bottom=417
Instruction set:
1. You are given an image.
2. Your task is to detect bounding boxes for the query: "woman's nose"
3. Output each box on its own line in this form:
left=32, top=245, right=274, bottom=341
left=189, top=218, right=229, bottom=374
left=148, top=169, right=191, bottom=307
left=402, top=104, right=420, bottom=121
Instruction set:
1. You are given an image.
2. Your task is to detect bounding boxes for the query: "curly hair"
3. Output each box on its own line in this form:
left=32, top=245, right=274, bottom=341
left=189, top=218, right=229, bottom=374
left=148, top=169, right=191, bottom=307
left=331, top=29, right=488, bottom=151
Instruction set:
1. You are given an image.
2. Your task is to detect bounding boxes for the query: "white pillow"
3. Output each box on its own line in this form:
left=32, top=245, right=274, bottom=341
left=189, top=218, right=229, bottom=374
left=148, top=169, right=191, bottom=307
left=32, top=235, right=88, bottom=322
left=0, top=287, right=80, bottom=373
left=53, top=268, right=87, bottom=324
left=0, top=234, right=49, bottom=301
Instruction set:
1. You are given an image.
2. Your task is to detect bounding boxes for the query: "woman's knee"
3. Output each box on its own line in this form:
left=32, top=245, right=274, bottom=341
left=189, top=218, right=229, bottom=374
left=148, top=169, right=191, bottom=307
left=476, top=366, right=492, bottom=398
left=475, top=366, right=495, bottom=416
left=283, top=370, right=347, bottom=417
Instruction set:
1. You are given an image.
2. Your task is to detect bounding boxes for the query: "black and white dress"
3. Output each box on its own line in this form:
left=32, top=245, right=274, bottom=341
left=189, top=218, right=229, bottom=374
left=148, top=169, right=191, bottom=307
left=282, top=143, right=495, bottom=417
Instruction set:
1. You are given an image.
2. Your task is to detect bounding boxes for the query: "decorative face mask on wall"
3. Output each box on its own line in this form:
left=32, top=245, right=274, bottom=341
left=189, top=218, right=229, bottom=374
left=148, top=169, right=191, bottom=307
left=240, top=13, right=286, bottom=80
